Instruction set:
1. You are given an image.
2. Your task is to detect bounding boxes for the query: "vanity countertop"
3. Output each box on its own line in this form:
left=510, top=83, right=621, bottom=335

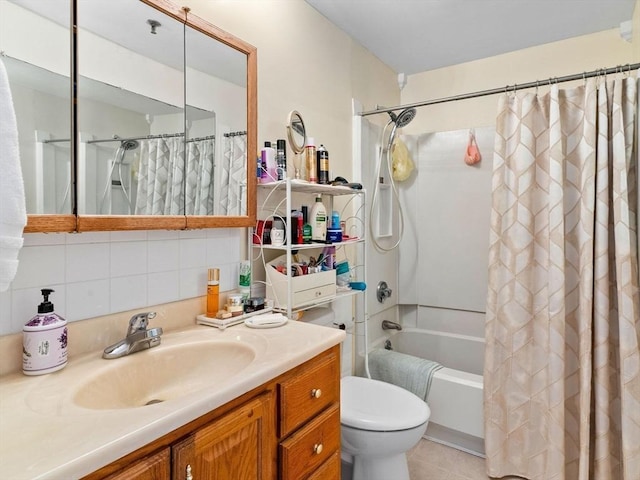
left=0, top=320, right=345, bottom=479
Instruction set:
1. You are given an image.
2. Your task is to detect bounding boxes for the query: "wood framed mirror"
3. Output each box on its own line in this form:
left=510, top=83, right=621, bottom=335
left=4, top=0, right=256, bottom=233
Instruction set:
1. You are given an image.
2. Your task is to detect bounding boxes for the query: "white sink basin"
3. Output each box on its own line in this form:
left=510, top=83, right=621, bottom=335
left=72, top=340, right=256, bottom=409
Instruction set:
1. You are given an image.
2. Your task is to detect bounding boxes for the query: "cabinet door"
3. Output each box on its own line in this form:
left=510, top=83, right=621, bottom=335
left=172, top=393, right=276, bottom=480
left=103, top=448, right=170, bottom=480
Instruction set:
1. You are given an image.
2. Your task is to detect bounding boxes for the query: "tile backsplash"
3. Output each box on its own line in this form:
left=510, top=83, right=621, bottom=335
left=0, top=228, right=243, bottom=335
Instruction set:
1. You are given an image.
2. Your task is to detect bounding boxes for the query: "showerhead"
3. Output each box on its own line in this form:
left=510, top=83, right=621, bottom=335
left=120, top=140, right=139, bottom=150
left=388, top=108, right=416, bottom=128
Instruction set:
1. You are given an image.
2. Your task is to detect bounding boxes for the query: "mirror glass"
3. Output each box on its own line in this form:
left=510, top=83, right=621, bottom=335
left=185, top=23, right=247, bottom=216
left=77, top=0, right=185, bottom=215
left=1, top=0, right=72, bottom=215
left=286, top=110, right=306, bottom=180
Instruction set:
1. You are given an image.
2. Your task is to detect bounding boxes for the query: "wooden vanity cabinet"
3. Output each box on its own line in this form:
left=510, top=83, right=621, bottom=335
left=172, top=392, right=275, bottom=480
left=103, top=448, right=170, bottom=480
left=84, top=345, right=340, bottom=480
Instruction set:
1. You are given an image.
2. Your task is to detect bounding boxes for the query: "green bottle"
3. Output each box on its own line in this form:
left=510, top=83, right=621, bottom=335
left=302, top=205, right=312, bottom=244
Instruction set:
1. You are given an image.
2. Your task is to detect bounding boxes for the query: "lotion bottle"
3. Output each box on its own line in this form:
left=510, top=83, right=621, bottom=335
left=23, top=289, right=68, bottom=376
left=310, top=195, right=327, bottom=242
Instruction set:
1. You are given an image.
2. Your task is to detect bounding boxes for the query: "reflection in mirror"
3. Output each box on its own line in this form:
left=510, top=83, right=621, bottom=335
left=77, top=0, right=185, bottom=215
left=0, top=0, right=72, bottom=214
left=185, top=21, right=248, bottom=216
left=286, top=111, right=306, bottom=180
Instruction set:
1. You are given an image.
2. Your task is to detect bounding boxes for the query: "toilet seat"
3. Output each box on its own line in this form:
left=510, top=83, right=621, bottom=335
left=341, top=376, right=430, bottom=431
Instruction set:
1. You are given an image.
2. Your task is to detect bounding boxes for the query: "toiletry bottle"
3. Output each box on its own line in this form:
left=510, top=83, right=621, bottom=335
left=302, top=205, right=312, bottom=244
left=23, top=289, right=68, bottom=376
left=310, top=195, right=327, bottom=242
left=305, top=137, right=317, bottom=183
left=276, top=139, right=287, bottom=181
left=317, top=144, right=330, bottom=184
left=261, top=141, right=276, bottom=182
left=331, top=210, right=340, bottom=229
left=206, top=268, right=220, bottom=317
left=271, top=218, right=286, bottom=246
left=239, top=260, right=251, bottom=300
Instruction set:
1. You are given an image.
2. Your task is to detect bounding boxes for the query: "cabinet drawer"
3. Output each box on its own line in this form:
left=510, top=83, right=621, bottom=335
left=279, top=350, right=339, bottom=437
left=280, top=404, right=340, bottom=480
left=306, top=451, right=341, bottom=480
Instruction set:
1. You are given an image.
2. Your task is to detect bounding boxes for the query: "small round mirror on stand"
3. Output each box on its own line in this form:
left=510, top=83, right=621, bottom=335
left=286, top=110, right=306, bottom=179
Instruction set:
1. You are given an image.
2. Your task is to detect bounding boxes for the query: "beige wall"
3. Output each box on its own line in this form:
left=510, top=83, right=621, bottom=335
left=188, top=0, right=399, bottom=177
left=634, top=0, right=640, bottom=60
left=402, top=28, right=635, bottom=134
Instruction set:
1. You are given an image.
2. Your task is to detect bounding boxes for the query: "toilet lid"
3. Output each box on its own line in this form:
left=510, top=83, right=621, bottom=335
left=341, top=376, right=430, bottom=431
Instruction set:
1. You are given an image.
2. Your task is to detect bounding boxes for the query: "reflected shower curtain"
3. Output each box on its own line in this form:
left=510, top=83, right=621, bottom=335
left=485, top=73, right=640, bottom=480
left=220, top=133, right=247, bottom=215
left=135, top=137, right=184, bottom=215
left=185, top=138, right=215, bottom=215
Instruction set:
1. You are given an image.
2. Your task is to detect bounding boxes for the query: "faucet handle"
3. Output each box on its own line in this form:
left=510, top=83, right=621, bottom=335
left=128, top=311, right=157, bottom=334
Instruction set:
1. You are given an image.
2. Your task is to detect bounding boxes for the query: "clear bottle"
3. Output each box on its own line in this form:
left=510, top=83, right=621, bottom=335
left=276, top=139, right=287, bottom=181
left=310, top=195, right=327, bottom=242
left=206, top=268, right=220, bottom=317
left=305, top=137, right=317, bottom=183
left=317, top=144, right=330, bottom=184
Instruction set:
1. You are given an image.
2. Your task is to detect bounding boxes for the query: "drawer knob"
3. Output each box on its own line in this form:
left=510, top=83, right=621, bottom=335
left=186, top=464, right=193, bottom=480
left=314, top=443, right=324, bottom=455
left=311, top=388, right=322, bottom=399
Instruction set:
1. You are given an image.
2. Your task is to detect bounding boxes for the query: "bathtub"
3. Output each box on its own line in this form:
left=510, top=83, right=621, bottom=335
left=373, top=327, right=485, bottom=456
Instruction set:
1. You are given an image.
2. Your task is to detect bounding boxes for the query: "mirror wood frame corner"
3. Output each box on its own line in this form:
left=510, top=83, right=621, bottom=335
left=21, top=0, right=256, bottom=233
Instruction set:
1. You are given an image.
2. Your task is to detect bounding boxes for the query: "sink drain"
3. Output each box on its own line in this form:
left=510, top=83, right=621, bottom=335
left=144, top=399, right=164, bottom=406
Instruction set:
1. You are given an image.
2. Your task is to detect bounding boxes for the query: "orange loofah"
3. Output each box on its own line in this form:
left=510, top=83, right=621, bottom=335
left=464, top=129, right=482, bottom=165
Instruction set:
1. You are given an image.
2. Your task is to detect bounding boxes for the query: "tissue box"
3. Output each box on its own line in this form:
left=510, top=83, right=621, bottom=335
left=266, top=254, right=336, bottom=310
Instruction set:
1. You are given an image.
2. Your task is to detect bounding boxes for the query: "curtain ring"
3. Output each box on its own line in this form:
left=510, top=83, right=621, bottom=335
left=535, top=80, right=540, bottom=96
left=582, top=72, right=587, bottom=85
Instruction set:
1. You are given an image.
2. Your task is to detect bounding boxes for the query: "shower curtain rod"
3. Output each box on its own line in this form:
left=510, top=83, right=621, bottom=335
left=360, top=62, right=640, bottom=117
left=85, top=133, right=216, bottom=144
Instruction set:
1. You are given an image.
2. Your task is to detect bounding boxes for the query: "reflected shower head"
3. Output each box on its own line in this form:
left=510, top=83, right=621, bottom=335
left=120, top=140, right=139, bottom=150
left=388, top=108, right=416, bottom=128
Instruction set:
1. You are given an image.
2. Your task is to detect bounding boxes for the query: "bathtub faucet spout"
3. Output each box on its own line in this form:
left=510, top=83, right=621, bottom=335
left=382, top=320, right=402, bottom=331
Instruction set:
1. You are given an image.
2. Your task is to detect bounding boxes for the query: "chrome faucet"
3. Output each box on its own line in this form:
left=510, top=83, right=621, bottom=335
left=381, top=320, right=402, bottom=331
left=102, top=312, right=163, bottom=359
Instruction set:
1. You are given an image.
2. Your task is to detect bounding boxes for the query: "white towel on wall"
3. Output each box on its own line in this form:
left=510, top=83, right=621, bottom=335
left=0, top=57, right=27, bottom=292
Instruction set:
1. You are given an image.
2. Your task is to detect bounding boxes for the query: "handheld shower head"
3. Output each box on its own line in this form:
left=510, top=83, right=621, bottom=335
left=388, top=108, right=416, bottom=128
left=120, top=140, right=139, bottom=151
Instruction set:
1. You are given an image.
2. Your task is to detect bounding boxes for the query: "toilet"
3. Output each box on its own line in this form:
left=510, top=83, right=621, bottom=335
left=341, top=375, right=430, bottom=480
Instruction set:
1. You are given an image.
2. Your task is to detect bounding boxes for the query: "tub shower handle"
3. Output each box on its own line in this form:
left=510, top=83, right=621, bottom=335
left=311, top=388, right=322, bottom=399
left=376, top=281, right=392, bottom=303
left=314, top=443, right=323, bottom=455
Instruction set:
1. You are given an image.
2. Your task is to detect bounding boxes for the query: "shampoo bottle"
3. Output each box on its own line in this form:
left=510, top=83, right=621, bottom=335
left=310, top=195, right=327, bottom=242
left=261, top=141, right=276, bottom=182
left=23, top=289, right=68, bottom=376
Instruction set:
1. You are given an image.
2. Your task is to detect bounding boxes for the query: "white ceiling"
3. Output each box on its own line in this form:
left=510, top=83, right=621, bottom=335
left=304, top=0, right=636, bottom=75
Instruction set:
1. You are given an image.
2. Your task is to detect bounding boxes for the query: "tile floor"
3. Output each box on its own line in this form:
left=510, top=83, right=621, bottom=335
left=407, top=439, right=488, bottom=480
left=342, top=439, right=489, bottom=480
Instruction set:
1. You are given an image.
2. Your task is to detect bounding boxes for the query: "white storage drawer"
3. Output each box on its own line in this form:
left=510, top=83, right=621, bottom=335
left=266, top=256, right=336, bottom=310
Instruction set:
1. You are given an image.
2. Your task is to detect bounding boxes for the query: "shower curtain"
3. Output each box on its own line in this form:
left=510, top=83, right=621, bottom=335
left=220, top=133, right=247, bottom=215
left=135, top=137, right=184, bottom=215
left=485, top=72, right=640, bottom=479
left=185, top=138, right=215, bottom=215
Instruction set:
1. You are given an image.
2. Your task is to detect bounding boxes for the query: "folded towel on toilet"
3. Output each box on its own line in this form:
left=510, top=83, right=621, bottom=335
left=368, top=349, right=443, bottom=402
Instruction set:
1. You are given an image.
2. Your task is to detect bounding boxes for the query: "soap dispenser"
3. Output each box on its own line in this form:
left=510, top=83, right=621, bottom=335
left=23, top=289, right=68, bottom=376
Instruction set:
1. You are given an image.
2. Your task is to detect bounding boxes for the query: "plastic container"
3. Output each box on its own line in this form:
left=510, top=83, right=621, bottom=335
left=261, top=141, right=276, bottom=182
left=310, top=195, right=327, bottom=242
left=23, top=289, right=68, bottom=376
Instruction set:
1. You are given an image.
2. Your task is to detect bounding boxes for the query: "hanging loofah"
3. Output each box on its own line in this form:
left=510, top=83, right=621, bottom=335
left=391, top=137, right=415, bottom=181
left=464, top=128, right=482, bottom=165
